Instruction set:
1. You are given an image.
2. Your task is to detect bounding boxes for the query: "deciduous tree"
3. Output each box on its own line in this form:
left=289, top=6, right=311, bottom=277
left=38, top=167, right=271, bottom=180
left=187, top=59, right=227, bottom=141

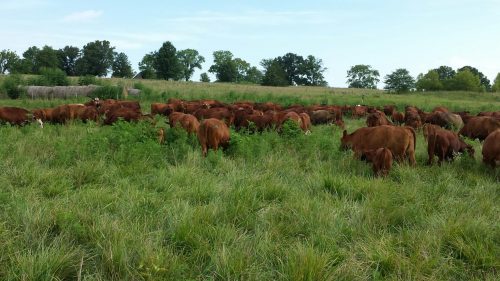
left=346, top=64, right=379, bottom=89
left=154, top=41, right=181, bottom=80
left=384, top=68, right=415, bottom=93
left=76, top=40, right=115, bottom=77
left=177, top=49, right=205, bottom=81
left=112, top=52, right=134, bottom=78
left=0, top=50, right=20, bottom=74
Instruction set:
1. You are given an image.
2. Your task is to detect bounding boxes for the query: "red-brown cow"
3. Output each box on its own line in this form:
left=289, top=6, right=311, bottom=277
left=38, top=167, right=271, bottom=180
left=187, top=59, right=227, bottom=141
left=169, top=112, right=200, bottom=134
left=341, top=125, right=416, bottom=165
left=194, top=107, right=234, bottom=126
left=482, top=129, right=500, bottom=168
left=197, top=118, right=230, bottom=157
left=459, top=116, right=500, bottom=141
left=361, top=147, right=393, bottom=177
left=366, top=111, right=392, bottom=127
left=103, top=107, right=142, bottom=125
left=426, top=125, right=474, bottom=165
left=299, top=112, right=312, bottom=134
left=151, top=103, right=174, bottom=116
left=0, top=107, right=33, bottom=126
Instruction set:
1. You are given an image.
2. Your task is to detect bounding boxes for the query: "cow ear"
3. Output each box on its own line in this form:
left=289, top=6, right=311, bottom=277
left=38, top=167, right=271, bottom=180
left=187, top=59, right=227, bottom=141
left=342, top=130, right=347, bottom=137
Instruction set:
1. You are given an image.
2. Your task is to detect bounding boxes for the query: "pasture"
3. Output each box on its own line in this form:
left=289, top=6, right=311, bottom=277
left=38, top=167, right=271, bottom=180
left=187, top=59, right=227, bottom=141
left=0, top=80, right=499, bottom=280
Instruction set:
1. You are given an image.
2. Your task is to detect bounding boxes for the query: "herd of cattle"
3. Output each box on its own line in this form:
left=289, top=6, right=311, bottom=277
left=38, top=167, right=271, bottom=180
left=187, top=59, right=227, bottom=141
left=0, top=97, right=499, bottom=175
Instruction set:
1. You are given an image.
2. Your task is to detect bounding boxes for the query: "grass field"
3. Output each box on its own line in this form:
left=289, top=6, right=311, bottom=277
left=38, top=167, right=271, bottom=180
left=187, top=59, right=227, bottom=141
left=0, top=78, right=499, bottom=280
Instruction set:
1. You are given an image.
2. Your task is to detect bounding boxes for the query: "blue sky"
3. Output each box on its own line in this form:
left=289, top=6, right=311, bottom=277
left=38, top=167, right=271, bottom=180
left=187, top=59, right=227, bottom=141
left=1, top=0, right=499, bottom=87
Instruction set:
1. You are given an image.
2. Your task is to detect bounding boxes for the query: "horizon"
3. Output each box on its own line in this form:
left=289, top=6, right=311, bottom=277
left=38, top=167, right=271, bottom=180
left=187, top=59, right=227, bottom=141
left=1, top=0, right=499, bottom=87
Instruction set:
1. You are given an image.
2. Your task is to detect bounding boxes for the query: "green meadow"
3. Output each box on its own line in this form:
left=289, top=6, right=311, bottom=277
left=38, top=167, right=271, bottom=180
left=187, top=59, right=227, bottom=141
left=0, top=78, right=498, bottom=280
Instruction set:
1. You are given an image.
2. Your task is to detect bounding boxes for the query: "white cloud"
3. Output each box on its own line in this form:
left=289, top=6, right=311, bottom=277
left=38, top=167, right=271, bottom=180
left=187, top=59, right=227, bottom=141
left=63, top=10, right=103, bottom=23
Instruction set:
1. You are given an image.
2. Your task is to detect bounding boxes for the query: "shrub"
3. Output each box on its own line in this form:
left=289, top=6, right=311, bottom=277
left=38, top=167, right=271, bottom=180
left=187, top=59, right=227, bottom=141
left=25, top=68, right=70, bottom=86
left=78, top=75, right=100, bottom=86
left=89, top=85, right=123, bottom=100
left=2, top=74, right=25, bottom=99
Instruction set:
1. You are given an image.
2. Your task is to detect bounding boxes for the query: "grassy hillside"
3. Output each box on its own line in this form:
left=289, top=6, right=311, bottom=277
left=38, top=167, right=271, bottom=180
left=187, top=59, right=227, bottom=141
left=0, top=78, right=499, bottom=280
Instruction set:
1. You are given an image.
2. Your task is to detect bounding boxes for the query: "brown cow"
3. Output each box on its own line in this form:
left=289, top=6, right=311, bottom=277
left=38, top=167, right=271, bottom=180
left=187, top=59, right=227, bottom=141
left=426, top=112, right=463, bottom=130
left=426, top=126, right=474, bottom=165
left=197, top=118, right=230, bottom=157
left=432, top=106, right=449, bottom=113
left=361, top=147, right=393, bottom=177
left=405, top=111, right=422, bottom=129
left=33, top=108, right=56, bottom=124
left=77, top=106, right=98, bottom=122
left=169, top=112, right=200, bottom=134
left=366, top=111, right=392, bottom=127
left=239, top=110, right=279, bottom=132
left=310, top=110, right=335, bottom=125
left=151, top=103, right=174, bottom=116
left=52, top=104, right=85, bottom=123
left=459, top=116, right=500, bottom=141
left=383, top=105, right=396, bottom=116
left=194, top=107, right=234, bottom=126
left=341, top=125, right=416, bottom=165
left=0, top=107, right=36, bottom=126
left=391, top=111, right=405, bottom=125
left=482, top=129, right=500, bottom=168
left=103, top=107, right=142, bottom=125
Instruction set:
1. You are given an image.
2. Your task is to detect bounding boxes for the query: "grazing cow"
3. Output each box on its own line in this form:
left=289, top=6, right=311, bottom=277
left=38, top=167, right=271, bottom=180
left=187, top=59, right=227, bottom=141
left=482, top=129, right=500, bottom=168
left=52, top=104, right=86, bottom=123
left=341, top=125, right=416, bottom=165
left=459, top=116, right=500, bottom=141
left=169, top=112, right=200, bottom=134
left=351, top=105, right=368, bottom=118
left=33, top=108, right=56, bottom=124
left=361, top=147, right=393, bottom=177
left=98, top=100, right=141, bottom=115
left=405, top=111, right=422, bottom=129
left=151, top=103, right=174, bottom=116
left=197, top=118, right=230, bottom=157
left=77, top=106, right=99, bottom=122
left=383, top=105, right=396, bottom=116
left=426, top=125, right=474, bottom=165
left=239, top=110, right=279, bottom=132
left=426, top=112, right=463, bottom=130
left=477, top=111, right=500, bottom=119
left=299, top=112, right=312, bottom=134
left=194, top=107, right=234, bottom=126
left=311, top=110, right=335, bottom=125
left=254, top=102, right=282, bottom=112
left=0, top=107, right=35, bottom=126
left=391, top=111, right=405, bottom=125
left=366, top=111, right=392, bottom=127
left=103, top=107, right=142, bottom=125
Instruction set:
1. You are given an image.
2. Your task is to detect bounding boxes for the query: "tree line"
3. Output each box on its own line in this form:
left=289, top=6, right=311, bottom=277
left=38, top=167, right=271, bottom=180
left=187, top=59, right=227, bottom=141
left=347, top=65, right=500, bottom=93
left=0, top=40, right=328, bottom=87
left=1, top=40, right=499, bottom=92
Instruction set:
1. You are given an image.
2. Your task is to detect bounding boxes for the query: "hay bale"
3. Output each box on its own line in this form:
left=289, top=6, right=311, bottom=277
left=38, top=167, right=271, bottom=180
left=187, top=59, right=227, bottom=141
left=127, top=88, right=141, bottom=96
left=25, top=85, right=101, bottom=99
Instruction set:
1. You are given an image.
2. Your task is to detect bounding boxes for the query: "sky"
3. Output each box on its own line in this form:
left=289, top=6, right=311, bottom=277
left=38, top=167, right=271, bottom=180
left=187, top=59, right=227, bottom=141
left=1, top=0, right=499, bottom=87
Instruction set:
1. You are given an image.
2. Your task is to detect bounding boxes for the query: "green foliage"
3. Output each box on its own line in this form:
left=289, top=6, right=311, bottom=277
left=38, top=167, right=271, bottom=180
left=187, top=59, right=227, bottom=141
left=449, top=69, right=482, bottom=92
left=434, top=65, right=456, bottom=81
left=36, top=45, right=60, bottom=72
left=29, top=67, right=70, bottom=86
left=57, top=46, right=80, bottom=76
left=262, top=60, right=289, bottom=86
left=177, top=49, right=205, bottom=81
left=416, top=70, right=443, bottom=91
left=384, top=68, right=415, bottom=93
left=458, top=66, right=491, bottom=91
left=0, top=91, right=499, bottom=279
left=112, top=52, right=134, bottom=78
left=1, top=74, right=25, bottom=99
left=20, top=46, right=41, bottom=74
left=89, top=85, right=123, bottom=100
left=347, top=64, right=380, bottom=89
left=200, top=72, right=211, bottom=82
left=0, top=49, right=21, bottom=74
left=492, top=73, right=500, bottom=92
left=244, top=66, right=263, bottom=84
left=138, top=52, right=157, bottom=79
left=76, top=40, right=115, bottom=77
left=301, top=55, right=328, bottom=86
left=77, top=75, right=100, bottom=86
left=209, top=50, right=238, bottom=82
left=154, top=41, right=181, bottom=80
left=133, top=82, right=154, bottom=99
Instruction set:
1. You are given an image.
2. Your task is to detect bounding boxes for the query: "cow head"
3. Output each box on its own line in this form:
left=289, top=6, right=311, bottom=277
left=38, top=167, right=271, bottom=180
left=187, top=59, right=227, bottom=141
left=340, top=130, right=352, bottom=150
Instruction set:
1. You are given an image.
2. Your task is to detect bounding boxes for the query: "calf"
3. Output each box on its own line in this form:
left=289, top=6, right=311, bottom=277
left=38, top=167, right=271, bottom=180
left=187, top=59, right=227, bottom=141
left=426, top=126, right=474, bottom=165
left=361, top=147, right=393, bottom=177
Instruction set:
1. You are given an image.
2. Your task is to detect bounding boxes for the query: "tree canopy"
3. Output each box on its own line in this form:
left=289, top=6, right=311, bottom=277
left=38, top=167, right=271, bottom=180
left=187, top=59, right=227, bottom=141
left=346, top=64, right=380, bottom=89
left=112, top=52, right=134, bottom=78
left=177, top=49, right=205, bottom=81
left=76, top=40, right=115, bottom=77
left=0, top=50, right=20, bottom=74
left=384, top=68, right=415, bottom=93
left=154, top=41, right=181, bottom=80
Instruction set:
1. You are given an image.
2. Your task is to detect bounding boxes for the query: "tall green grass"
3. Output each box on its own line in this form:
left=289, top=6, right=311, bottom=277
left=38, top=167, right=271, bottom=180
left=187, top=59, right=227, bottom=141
left=0, top=109, right=498, bottom=279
